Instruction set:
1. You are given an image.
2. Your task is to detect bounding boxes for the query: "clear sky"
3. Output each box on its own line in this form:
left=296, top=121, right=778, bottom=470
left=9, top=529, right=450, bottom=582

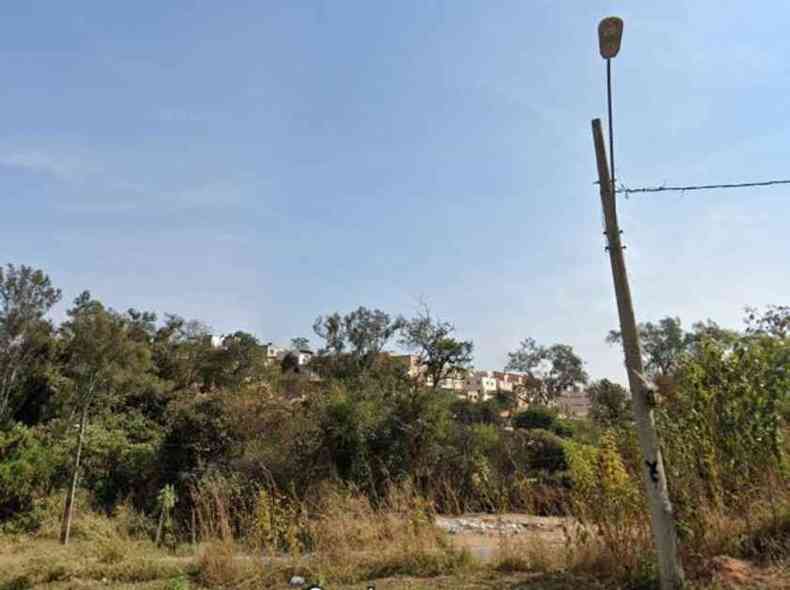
left=1, top=2, right=788, bottom=382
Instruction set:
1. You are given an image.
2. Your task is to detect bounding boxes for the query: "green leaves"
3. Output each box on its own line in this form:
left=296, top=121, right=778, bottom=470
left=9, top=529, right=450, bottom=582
left=0, top=264, right=61, bottom=426
left=0, top=424, right=57, bottom=522
left=657, top=332, right=789, bottom=520
left=587, top=379, right=631, bottom=428
left=506, top=338, right=588, bottom=403
left=59, top=293, right=155, bottom=413
left=399, top=308, right=473, bottom=391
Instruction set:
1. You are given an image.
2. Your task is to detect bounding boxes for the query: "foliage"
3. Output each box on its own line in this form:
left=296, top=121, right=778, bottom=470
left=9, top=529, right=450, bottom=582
left=523, top=429, right=568, bottom=473
left=290, top=336, right=311, bottom=351
left=399, top=307, right=474, bottom=390
left=657, top=333, right=789, bottom=543
left=607, top=316, right=689, bottom=378
left=451, top=398, right=503, bottom=426
left=203, top=331, right=270, bottom=390
left=1, top=260, right=788, bottom=589
left=513, top=405, right=573, bottom=438
left=57, top=292, right=155, bottom=415
left=566, top=431, right=649, bottom=579
left=313, top=307, right=404, bottom=377
left=587, top=379, right=631, bottom=428
left=606, top=316, right=738, bottom=379
left=745, top=304, right=789, bottom=339
left=0, top=264, right=61, bottom=426
left=506, top=338, right=588, bottom=403
left=0, top=425, right=57, bottom=524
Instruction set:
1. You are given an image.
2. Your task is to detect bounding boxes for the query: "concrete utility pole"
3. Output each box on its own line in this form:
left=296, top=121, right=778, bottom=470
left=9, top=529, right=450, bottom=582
left=592, top=119, right=686, bottom=589
left=593, top=17, right=685, bottom=590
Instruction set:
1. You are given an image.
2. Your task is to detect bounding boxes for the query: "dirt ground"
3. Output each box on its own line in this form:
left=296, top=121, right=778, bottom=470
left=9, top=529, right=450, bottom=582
left=434, top=513, right=575, bottom=561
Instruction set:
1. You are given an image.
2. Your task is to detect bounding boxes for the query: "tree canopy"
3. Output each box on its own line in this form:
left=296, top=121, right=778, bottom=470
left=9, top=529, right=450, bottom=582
left=506, top=338, right=588, bottom=403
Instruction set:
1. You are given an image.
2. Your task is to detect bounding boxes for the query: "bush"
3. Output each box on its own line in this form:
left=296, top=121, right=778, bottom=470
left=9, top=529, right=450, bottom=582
left=657, top=335, right=789, bottom=554
left=513, top=405, right=574, bottom=438
left=513, top=405, right=557, bottom=431
left=566, top=431, right=650, bottom=579
left=0, top=425, right=57, bottom=525
left=524, top=429, right=568, bottom=473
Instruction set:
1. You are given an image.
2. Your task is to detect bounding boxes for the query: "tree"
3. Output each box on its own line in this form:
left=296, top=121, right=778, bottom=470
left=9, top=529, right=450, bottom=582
left=399, top=308, right=473, bottom=390
left=313, top=307, right=404, bottom=375
left=57, top=292, right=153, bottom=544
left=506, top=338, right=588, bottom=403
left=290, top=337, right=311, bottom=351
left=152, top=315, right=214, bottom=391
left=745, top=305, right=789, bottom=339
left=608, top=317, right=743, bottom=380
left=587, top=378, right=631, bottom=428
left=204, top=331, right=269, bottom=390
left=606, top=317, right=690, bottom=379
left=0, top=264, right=61, bottom=425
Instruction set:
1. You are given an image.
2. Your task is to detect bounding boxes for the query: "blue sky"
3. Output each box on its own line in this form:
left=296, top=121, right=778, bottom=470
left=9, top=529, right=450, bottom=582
left=1, top=2, right=788, bottom=381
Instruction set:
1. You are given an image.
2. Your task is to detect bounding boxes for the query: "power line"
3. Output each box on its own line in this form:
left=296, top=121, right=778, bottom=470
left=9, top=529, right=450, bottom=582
left=615, top=179, right=790, bottom=197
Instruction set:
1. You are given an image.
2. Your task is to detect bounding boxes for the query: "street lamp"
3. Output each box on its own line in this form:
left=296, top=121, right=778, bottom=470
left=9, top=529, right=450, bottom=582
left=598, top=16, right=623, bottom=196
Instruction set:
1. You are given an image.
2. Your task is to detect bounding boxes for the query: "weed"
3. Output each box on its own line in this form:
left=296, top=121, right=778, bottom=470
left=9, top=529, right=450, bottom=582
left=0, top=576, right=31, bottom=590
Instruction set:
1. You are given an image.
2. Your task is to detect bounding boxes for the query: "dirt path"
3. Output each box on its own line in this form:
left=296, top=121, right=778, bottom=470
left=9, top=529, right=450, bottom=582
left=434, top=513, right=575, bottom=561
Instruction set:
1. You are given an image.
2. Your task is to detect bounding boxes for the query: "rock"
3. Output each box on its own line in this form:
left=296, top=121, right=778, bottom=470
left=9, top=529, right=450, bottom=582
left=289, top=575, right=306, bottom=587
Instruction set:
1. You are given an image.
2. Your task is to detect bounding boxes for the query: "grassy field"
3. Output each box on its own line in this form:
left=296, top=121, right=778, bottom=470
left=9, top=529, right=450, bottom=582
left=3, top=481, right=787, bottom=590
left=3, top=533, right=789, bottom=590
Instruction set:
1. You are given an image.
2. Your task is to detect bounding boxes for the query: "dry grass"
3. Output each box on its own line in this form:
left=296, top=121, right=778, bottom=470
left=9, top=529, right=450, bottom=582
left=187, top=481, right=477, bottom=587
left=4, top=480, right=788, bottom=590
left=494, top=533, right=564, bottom=574
left=0, top=495, right=190, bottom=590
left=0, top=536, right=190, bottom=589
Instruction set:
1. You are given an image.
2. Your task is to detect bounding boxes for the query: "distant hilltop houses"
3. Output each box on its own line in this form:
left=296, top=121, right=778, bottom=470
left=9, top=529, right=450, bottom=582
left=256, top=343, right=590, bottom=418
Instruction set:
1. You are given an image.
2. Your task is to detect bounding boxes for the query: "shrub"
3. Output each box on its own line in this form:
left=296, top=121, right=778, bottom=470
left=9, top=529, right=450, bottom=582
left=566, top=431, right=650, bottom=579
left=0, top=425, right=56, bottom=526
left=524, top=429, right=568, bottom=473
left=513, top=405, right=557, bottom=431
left=657, top=335, right=789, bottom=555
left=513, top=405, right=574, bottom=438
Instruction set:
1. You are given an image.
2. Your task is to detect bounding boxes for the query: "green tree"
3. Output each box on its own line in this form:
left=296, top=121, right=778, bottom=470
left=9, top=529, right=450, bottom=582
left=57, top=292, right=153, bottom=544
left=745, top=305, right=789, bottom=339
left=290, top=337, right=311, bottom=351
left=205, top=331, right=270, bottom=390
left=399, top=308, right=473, bottom=390
left=312, top=307, right=404, bottom=376
left=587, top=378, right=631, bottom=428
left=0, top=264, right=61, bottom=425
left=506, top=338, right=588, bottom=403
left=608, top=316, right=741, bottom=380
left=606, top=317, right=689, bottom=378
left=152, top=314, right=214, bottom=391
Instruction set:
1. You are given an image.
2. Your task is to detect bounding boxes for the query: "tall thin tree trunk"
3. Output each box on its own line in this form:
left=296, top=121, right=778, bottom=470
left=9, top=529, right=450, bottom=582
left=61, top=405, right=88, bottom=545
left=191, top=508, right=197, bottom=547
left=155, top=508, right=166, bottom=546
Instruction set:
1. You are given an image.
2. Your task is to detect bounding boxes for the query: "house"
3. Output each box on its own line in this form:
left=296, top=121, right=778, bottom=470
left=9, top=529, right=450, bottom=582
left=464, top=371, right=498, bottom=401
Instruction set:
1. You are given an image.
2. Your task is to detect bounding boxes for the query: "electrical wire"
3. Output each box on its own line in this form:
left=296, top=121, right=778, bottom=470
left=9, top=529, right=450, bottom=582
left=615, top=179, right=790, bottom=197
